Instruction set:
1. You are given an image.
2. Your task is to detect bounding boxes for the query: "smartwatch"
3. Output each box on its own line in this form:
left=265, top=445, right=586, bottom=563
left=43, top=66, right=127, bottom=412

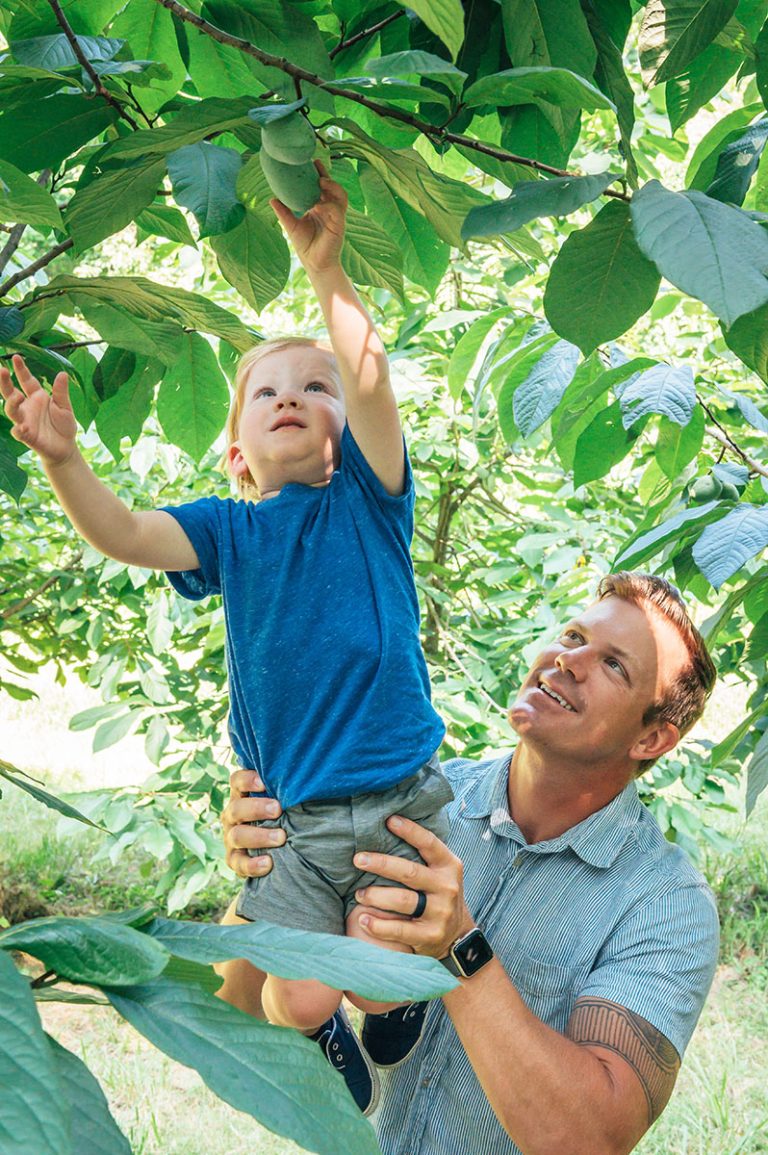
left=440, top=927, right=495, bottom=978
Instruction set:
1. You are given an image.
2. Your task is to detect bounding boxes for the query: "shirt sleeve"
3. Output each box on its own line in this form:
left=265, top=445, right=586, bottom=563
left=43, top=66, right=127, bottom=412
left=160, top=496, right=225, bottom=600
left=576, top=881, right=720, bottom=1058
left=339, top=423, right=414, bottom=528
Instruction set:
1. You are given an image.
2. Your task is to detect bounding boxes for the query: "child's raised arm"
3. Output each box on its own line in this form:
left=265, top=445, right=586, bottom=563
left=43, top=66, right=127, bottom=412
left=271, top=164, right=405, bottom=495
left=0, top=355, right=198, bottom=571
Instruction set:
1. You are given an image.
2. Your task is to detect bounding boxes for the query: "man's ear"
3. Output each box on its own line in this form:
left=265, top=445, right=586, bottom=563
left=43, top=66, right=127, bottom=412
left=629, top=719, right=680, bottom=765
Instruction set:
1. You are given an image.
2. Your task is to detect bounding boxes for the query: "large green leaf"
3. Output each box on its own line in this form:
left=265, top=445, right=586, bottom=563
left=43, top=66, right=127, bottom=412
left=9, top=0, right=119, bottom=38
left=617, top=362, right=696, bottom=429
left=203, top=0, right=334, bottom=106
left=0, top=94, right=117, bottom=173
left=135, top=202, right=197, bottom=247
left=705, top=118, right=768, bottom=205
left=0, top=304, right=25, bottom=341
left=630, top=180, right=768, bottom=326
left=167, top=142, right=244, bottom=239
left=544, top=201, right=660, bottom=353
left=462, top=171, right=617, bottom=240
left=501, top=0, right=597, bottom=79
left=572, top=400, right=640, bottom=487
left=746, top=729, right=768, bottom=816
left=656, top=407, right=705, bottom=479
left=11, top=33, right=124, bottom=70
left=723, top=300, right=768, bottom=382
left=78, top=300, right=184, bottom=365
left=692, top=504, right=768, bottom=588
left=65, top=155, right=167, bottom=252
left=613, top=501, right=726, bottom=568
left=35, top=275, right=253, bottom=351
left=94, top=358, right=162, bottom=460
left=341, top=207, right=405, bottom=300
left=510, top=340, right=581, bottom=437
left=0, top=759, right=104, bottom=828
left=0, top=158, right=62, bottom=227
left=110, top=0, right=187, bottom=116
left=638, top=0, right=739, bottom=85
left=156, top=332, right=231, bottom=461
left=551, top=356, right=655, bottom=469
left=582, top=0, right=637, bottom=185
left=0, top=951, right=70, bottom=1155
left=0, top=916, right=170, bottom=986
left=103, top=97, right=256, bottom=162
left=107, top=977, right=381, bottom=1155
left=446, top=307, right=516, bottom=399
left=463, top=66, right=615, bottom=112
left=46, top=1035, right=132, bottom=1155
left=359, top=167, right=450, bottom=295
left=145, top=916, right=457, bottom=1002
left=685, top=102, right=763, bottom=189
left=493, top=331, right=561, bottom=439
left=394, top=0, right=465, bottom=61
left=211, top=209, right=290, bottom=312
left=0, top=426, right=28, bottom=503
left=185, top=15, right=266, bottom=100
left=362, top=50, right=467, bottom=95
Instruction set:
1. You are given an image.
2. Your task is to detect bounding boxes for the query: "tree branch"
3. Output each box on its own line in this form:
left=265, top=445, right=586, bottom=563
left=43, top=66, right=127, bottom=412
left=0, top=172, right=54, bottom=279
left=698, top=397, right=768, bottom=480
left=329, top=9, right=406, bottom=60
left=47, top=0, right=140, bottom=130
left=0, top=239, right=73, bottom=299
left=0, top=562, right=80, bottom=622
left=152, top=0, right=629, bottom=196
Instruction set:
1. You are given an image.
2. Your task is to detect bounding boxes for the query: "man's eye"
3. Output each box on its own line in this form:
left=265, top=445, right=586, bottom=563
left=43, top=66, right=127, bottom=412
left=562, top=630, right=582, bottom=642
left=606, top=657, right=626, bottom=676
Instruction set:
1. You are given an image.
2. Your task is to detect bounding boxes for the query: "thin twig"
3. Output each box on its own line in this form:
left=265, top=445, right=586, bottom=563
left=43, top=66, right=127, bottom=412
left=329, top=9, right=406, bottom=60
left=0, top=239, right=73, bottom=298
left=152, top=0, right=629, bottom=197
left=428, top=608, right=508, bottom=717
left=698, top=398, right=768, bottom=480
left=0, top=172, right=53, bottom=278
left=1, top=561, right=80, bottom=621
left=47, top=0, right=140, bottom=130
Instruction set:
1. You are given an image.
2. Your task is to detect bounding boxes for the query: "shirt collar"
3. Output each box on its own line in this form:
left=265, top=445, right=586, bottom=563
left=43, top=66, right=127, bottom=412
left=460, top=751, right=642, bottom=868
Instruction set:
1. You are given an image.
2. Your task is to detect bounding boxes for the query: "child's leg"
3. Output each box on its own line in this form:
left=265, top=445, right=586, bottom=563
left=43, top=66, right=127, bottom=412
left=261, top=975, right=343, bottom=1032
left=214, top=897, right=268, bottom=1018
left=343, top=903, right=411, bottom=1015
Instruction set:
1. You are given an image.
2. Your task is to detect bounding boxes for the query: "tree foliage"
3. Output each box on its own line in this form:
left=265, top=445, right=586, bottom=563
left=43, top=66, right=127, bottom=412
left=2, top=1, right=768, bottom=1144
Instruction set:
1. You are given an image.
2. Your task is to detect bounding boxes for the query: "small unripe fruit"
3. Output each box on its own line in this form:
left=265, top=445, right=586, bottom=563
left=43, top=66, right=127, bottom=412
left=259, top=150, right=320, bottom=215
left=690, top=475, right=723, bottom=502
left=261, top=111, right=316, bottom=165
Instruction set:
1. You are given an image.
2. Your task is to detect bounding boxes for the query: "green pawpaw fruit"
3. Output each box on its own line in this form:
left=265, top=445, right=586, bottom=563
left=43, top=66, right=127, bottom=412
left=261, top=111, right=316, bottom=165
left=259, top=150, right=321, bottom=215
left=719, top=482, right=740, bottom=500
left=691, top=474, right=723, bottom=502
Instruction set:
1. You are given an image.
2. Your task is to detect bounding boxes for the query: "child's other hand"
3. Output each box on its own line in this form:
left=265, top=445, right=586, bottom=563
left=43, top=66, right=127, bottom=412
left=0, top=354, right=77, bottom=466
left=271, top=162, right=347, bottom=274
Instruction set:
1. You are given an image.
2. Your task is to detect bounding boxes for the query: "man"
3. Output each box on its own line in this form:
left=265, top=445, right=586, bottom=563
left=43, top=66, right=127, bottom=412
left=220, top=572, right=719, bottom=1155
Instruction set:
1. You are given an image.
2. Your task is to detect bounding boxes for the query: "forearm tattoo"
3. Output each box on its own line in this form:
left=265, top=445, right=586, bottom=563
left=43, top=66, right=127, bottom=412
left=567, top=997, right=680, bottom=1124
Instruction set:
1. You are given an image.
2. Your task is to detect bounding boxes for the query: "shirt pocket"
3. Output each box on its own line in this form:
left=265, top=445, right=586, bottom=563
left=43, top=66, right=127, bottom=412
left=508, top=949, right=577, bottom=1025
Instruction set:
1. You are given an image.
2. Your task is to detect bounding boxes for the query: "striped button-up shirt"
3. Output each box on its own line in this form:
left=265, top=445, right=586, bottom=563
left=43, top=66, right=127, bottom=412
left=374, top=753, right=720, bottom=1155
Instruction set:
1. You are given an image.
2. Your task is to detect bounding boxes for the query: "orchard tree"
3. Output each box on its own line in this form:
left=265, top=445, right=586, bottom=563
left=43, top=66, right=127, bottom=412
left=2, top=1, right=768, bottom=1149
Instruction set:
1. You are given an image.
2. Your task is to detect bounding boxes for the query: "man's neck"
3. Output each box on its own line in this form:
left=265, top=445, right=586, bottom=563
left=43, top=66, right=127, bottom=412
left=507, top=744, right=633, bottom=844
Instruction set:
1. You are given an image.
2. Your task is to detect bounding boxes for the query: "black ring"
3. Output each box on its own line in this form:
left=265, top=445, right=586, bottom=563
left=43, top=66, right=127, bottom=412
left=411, top=889, right=427, bottom=919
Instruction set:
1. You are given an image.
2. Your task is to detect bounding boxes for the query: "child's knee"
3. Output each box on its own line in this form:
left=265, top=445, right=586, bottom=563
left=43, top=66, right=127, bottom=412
left=262, top=975, right=341, bottom=1032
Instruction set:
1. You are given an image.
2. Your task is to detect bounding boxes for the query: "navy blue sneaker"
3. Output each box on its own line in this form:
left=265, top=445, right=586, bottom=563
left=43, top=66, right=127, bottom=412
left=361, top=1002, right=428, bottom=1068
left=312, top=1007, right=380, bottom=1116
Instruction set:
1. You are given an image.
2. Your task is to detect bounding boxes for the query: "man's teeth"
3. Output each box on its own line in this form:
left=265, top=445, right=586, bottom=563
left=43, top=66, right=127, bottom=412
left=541, top=685, right=575, bottom=711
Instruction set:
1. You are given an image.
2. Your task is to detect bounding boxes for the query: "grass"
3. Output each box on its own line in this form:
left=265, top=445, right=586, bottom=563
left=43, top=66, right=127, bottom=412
left=2, top=673, right=767, bottom=1155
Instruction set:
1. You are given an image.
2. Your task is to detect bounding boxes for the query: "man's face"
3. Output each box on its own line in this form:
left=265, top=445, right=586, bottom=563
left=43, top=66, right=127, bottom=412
left=230, top=346, right=346, bottom=495
left=508, top=595, right=690, bottom=772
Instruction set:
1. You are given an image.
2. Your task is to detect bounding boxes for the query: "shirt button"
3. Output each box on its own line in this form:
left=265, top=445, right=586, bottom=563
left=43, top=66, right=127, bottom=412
left=421, top=1077, right=431, bottom=1087
left=514, top=854, right=523, bottom=867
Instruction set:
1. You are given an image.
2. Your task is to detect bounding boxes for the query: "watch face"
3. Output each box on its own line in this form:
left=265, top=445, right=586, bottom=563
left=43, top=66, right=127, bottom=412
left=455, top=929, right=494, bottom=975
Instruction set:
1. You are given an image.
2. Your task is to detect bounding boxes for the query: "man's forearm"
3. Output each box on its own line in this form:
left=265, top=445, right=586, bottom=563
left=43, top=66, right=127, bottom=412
left=443, top=963, right=643, bottom=1155
left=306, top=264, right=390, bottom=400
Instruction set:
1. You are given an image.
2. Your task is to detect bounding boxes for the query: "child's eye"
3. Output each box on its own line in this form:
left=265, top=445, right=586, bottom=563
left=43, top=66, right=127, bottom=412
left=305, top=382, right=325, bottom=393
left=255, top=387, right=275, bottom=398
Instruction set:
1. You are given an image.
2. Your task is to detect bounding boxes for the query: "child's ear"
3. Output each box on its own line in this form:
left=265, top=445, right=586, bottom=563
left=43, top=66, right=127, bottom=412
left=227, top=441, right=247, bottom=477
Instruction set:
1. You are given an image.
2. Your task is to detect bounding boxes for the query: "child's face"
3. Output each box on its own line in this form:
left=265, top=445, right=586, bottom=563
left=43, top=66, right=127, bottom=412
left=229, top=346, right=345, bottom=497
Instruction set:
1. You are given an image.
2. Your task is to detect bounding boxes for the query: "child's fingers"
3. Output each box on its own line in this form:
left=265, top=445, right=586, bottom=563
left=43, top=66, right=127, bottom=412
left=10, top=354, right=43, bottom=397
left=50, top=372, right=71, bottom=409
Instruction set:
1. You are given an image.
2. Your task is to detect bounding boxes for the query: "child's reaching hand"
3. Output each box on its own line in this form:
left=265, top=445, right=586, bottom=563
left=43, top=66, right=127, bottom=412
left=270, top=162, right=347, bottom=276
left=0, top=354, right=77, bottom=467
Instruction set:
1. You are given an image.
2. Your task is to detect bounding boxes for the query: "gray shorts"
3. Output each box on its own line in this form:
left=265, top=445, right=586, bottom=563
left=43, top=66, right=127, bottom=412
left=235, top=758, right=453, bottom=935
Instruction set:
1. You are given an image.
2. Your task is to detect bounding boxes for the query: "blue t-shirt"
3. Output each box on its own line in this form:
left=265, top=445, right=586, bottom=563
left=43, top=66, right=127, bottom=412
left=163, top=425, right=444, bottom=808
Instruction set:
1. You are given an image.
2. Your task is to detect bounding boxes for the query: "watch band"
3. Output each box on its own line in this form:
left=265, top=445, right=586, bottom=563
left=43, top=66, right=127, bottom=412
left=440, top=927, right=495, bottom=978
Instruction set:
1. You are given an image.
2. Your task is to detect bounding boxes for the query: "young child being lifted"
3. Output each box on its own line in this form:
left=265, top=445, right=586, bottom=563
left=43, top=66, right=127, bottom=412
left=1, top=166, right=451, bottom=1051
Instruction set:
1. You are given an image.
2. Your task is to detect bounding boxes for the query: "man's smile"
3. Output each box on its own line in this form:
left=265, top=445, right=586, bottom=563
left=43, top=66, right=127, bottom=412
left=537, top=679, right=577, bottom=712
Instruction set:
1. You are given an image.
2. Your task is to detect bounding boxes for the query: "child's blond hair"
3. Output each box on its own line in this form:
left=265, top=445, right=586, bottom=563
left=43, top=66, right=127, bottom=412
left=224, top=336, right=337, bottom=498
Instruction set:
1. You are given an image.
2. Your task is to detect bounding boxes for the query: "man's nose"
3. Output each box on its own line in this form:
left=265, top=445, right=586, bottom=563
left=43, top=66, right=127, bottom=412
left=555, top=648, right=588, bottom=679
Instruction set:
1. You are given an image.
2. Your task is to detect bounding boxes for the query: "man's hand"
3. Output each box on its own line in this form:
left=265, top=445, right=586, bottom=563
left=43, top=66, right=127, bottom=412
left=0, top=354, right=77, bottom=466
left=222, top=769, right=286, bottom=878
left=353, top=816, right=475, bottom=959
left=270, top=162, right=346, bottom=275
